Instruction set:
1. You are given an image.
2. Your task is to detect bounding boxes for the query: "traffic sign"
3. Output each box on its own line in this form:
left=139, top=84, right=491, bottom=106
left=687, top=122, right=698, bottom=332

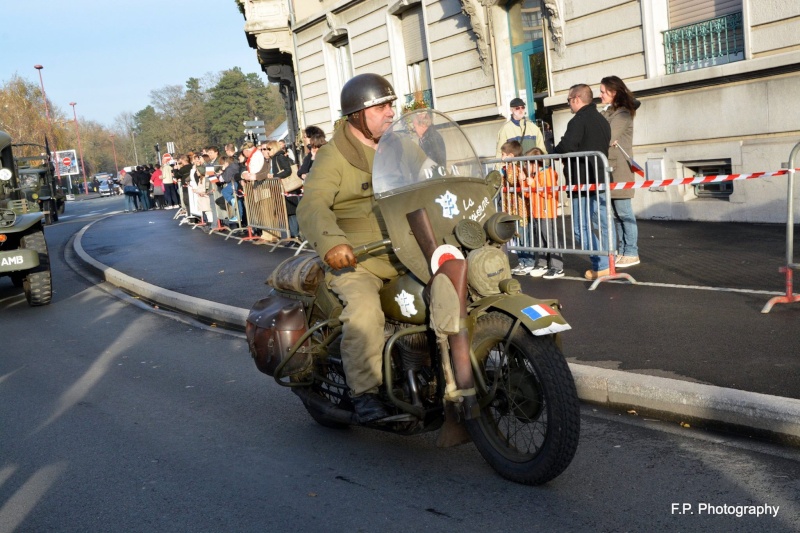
left=62, top=157, right=72, bottom=167
left=162, top=153, right=173, bottom=164
left=244, top=120, right=265, bottom=127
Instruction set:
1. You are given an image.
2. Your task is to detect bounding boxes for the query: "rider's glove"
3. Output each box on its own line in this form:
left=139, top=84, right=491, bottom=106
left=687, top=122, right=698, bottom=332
left=324, top=244, right=357, bottom=270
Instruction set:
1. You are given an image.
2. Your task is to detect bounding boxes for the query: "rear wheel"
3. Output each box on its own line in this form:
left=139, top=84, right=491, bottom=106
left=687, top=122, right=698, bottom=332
left=21, top=230, right=52, bottom=306
left=466, top=311, right=580, bottom=485
left=299, top=332, right=352, bottom=429
left=301, top=360, right=352, bottom=429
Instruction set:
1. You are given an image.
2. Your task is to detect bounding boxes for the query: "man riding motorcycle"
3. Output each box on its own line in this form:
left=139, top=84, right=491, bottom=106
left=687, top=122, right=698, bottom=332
left=296, top=73, right=401, bottom=423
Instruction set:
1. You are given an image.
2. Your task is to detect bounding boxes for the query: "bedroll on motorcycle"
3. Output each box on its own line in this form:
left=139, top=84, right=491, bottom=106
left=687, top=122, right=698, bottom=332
left=246, top=109, right=580, bottom=485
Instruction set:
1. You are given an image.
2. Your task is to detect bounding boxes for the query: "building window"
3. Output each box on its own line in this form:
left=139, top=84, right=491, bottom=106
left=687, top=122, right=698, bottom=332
left=664, top=0, right=744, bottom=74
left=331, top=36, right=353, bottom=89
left=685, top=160, right=734, bottom=199
left=507, top=0, right=549, bottom=122
left=326, top=34, right=353, bottom=117
left=400, top=5, right=432, bottom=108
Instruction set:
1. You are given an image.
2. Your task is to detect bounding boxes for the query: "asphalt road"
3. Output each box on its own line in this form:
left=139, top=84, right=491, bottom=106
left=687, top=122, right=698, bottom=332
left=1, top=198, right=799, bottom=532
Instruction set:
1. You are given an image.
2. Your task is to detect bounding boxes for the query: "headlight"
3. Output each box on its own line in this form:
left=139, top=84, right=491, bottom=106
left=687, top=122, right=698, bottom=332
left=0, top=168, right=12, bottom=181
left=467, top=246, right=512, bottom=297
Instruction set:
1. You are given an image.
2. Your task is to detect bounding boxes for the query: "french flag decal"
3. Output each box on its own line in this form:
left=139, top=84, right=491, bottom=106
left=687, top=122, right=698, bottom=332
left=522, top=304, right=558, bottom=321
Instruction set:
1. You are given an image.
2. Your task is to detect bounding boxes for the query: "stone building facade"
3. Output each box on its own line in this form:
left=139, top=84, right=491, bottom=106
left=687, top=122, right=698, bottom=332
left=237, top=0, right=800, bottom=223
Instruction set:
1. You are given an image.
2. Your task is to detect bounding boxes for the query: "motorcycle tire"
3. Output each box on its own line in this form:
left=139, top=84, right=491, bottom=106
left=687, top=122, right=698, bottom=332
left=301, top=360, right=353, bottom=429
left=466, top=311, right=580, bottom=485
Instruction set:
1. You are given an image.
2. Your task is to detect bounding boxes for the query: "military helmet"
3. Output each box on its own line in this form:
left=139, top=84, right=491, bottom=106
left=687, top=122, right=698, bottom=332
left=340, top=73, right=397, bottom=116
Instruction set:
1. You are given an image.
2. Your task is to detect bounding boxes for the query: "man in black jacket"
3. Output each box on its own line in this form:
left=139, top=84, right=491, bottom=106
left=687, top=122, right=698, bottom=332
left=132, top=166, right=152, bottom=211
left=554, top=84, right=612, bottom=280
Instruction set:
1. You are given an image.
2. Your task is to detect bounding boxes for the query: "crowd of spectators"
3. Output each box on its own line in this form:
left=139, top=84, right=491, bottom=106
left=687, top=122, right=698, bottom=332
left=121, top=129, right=328, bottom=241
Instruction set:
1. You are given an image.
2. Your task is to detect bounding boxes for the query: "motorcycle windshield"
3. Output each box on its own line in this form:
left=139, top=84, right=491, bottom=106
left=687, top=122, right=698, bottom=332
left=373, top=109, right=483, bottom=198
left=373, top=109, right=496, bottom=282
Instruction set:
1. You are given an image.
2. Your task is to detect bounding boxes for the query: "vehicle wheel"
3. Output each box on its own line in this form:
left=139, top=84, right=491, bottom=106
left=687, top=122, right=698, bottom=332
left=301, top=358, right=352, bottom=429
left=466, top=311, right=580, bottom=485
left=21, top=230, right=52, bottom=306
left=297, top=330, right=353, bottom=429
left=57, top=200, right=65, bottom=215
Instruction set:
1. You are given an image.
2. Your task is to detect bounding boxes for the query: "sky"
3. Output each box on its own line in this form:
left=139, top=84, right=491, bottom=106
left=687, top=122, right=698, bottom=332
left=1, top=1, right=264, bottom=127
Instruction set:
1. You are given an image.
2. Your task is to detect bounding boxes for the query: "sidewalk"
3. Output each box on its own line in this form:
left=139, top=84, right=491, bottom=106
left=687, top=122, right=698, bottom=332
left=73, top=209, right=800, bottom=444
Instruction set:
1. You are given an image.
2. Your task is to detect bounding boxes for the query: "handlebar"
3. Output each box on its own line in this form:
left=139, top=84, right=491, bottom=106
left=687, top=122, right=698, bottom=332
left=352, top=239, right=392, bottom=257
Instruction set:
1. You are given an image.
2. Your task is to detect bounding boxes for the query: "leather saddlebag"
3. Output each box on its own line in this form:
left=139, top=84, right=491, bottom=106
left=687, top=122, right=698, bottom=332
left=246, top=292, right=311, bottom=377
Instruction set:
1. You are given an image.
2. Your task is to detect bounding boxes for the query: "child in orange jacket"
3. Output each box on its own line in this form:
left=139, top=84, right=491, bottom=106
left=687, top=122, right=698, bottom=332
left=523, top=147, right=564, bottom=279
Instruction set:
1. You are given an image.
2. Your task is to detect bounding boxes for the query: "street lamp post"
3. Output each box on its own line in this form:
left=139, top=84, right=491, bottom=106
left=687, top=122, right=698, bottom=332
left=110, top=134, right=119, bottom=178
left=131, top=129, right=139, bottom=166
left=69, top=102, right=89, bottom=197
left=33, top=64, right=62, bottom=188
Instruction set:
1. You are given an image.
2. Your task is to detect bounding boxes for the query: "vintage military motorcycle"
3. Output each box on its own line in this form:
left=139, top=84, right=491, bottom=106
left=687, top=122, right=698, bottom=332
left=246, top=110, right=579, bottom=485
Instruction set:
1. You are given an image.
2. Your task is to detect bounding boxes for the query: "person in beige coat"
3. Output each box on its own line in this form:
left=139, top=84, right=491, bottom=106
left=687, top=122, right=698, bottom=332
left=600, top=75, right=640, bottom=267
left=297, top=73, right=401, bottom=423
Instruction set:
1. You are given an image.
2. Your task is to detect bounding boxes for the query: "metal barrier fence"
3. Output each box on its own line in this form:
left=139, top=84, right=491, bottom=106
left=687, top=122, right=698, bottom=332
left=239, top=179, right=306, bottom=251
left=762, top=142, right=800, bottom=313
left=484, top=151, right=634, bottom=289
left=176, top=179, right=205, bottom=228
left=171, top=175, right=308, bottom=255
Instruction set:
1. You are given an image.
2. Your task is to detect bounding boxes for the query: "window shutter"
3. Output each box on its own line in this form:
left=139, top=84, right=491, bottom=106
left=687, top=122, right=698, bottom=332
left=669, top=0, right=741, bottom=28
left=402, top=6, right=427, bottom=65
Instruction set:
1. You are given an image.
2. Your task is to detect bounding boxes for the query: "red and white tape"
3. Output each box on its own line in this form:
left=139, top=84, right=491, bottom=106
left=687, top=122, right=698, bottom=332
left=511, top=168, right=799, bottom=193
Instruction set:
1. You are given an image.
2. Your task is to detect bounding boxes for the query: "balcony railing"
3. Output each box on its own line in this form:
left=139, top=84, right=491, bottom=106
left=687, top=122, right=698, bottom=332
left=664, top=12, right=744, bottom=75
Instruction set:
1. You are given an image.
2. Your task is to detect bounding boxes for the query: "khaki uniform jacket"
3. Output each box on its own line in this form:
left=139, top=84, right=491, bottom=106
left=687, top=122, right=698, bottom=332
left=602, top=105, right=635, bottom=199
left=297, top=124, right=399, bottom=280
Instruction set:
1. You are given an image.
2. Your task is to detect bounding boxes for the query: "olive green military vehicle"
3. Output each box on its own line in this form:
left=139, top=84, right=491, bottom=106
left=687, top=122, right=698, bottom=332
left=12, top=142, right=66, bottom=225
left=0, top=131, right=53, bottom=306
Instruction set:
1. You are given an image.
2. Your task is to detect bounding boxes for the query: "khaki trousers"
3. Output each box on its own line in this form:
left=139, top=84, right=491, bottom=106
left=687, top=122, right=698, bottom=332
left=327, top=266, right=385, bottom=396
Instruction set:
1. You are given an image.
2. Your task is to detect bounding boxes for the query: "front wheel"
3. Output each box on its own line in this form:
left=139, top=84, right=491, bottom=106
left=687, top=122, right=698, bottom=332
left=21, top=230, right=52, bottom=306
left=466, top=311, right=580, bottom=485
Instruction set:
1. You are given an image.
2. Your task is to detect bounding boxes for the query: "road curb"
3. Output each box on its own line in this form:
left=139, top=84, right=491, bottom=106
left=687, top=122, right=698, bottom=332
left=73, top=219, right=248, bottom=330
left=570, top=365, right=800, bottom=444
left=74, top=218, right=800, bottom=445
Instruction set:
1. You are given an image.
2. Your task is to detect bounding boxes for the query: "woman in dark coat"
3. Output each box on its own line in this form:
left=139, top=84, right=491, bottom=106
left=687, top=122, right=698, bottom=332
left=600, top=75, right=640, bottom=268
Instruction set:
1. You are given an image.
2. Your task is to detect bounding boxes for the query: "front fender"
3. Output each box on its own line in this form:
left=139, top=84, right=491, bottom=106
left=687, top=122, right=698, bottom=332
left=469, top=293, right=571, bottom=339
left=1, top=213, right=44, bottom=233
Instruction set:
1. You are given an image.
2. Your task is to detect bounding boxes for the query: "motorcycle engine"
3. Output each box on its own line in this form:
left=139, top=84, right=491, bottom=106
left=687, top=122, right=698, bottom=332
left=385, top=321, right=429, bottom=371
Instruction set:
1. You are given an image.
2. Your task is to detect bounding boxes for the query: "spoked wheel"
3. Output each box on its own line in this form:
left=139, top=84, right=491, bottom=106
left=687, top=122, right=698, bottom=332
left=299, top=332, right=353, bottom=429
left=21, top=230, right=52, bottom=306
left=466, top=311, right=580, bottom=485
